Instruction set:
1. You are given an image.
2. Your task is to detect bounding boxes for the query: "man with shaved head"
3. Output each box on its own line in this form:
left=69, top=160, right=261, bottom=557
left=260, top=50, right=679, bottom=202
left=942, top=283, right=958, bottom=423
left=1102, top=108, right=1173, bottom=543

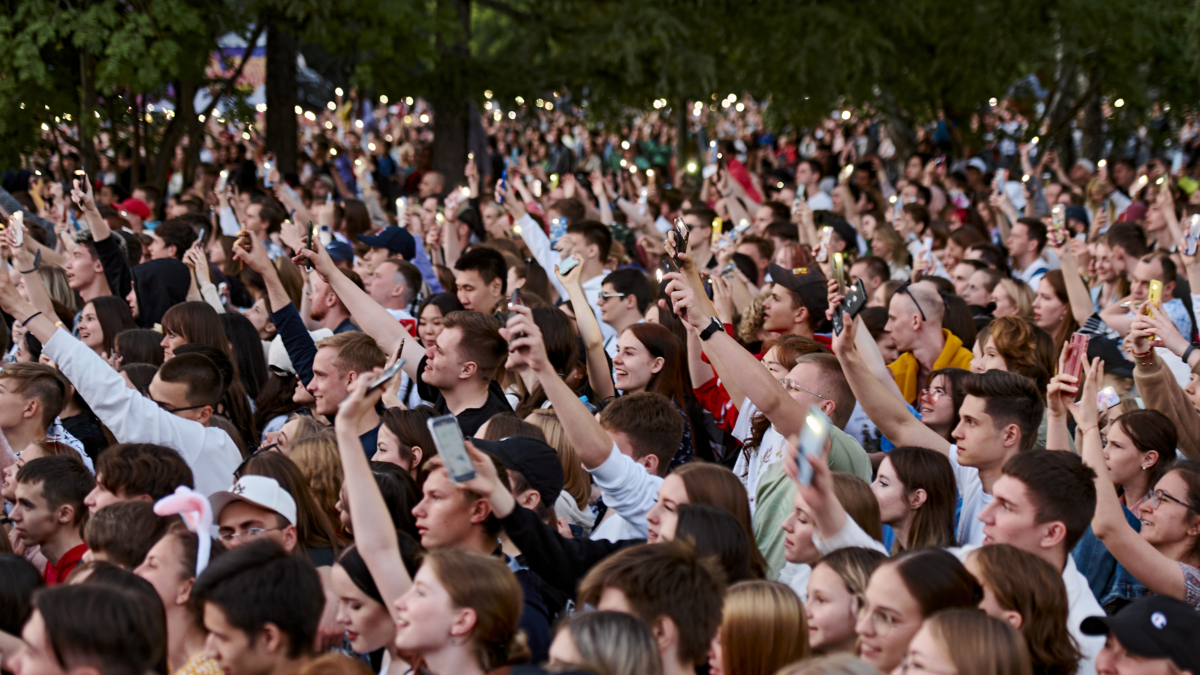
left=885, top=281, right=973, bottom=405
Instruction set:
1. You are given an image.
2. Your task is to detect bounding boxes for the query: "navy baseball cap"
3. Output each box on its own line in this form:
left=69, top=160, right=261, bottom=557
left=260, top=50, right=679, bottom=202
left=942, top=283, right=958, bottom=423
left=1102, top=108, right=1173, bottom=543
left=326, top=240, right=354, bottom=263
left=358, top=226, right=416, bottom=261
left=1082, top=595, right=1200, bottom=673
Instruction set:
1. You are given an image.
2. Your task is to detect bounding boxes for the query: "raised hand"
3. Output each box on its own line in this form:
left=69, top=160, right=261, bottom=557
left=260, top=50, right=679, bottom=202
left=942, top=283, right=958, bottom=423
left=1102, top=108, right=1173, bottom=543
left=555, top=255, right=583, bottom=287
left=231, top=230, right=273, bottom=274
left=337, top=367, right=385, bottom=428
left=1130, top=301, right=1188, bottom=357
left=501, top=304, right=550, bottom=373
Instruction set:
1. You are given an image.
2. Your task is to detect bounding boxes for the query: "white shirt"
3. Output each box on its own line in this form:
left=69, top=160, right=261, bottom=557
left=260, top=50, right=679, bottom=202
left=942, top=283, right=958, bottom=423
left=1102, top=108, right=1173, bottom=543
left=948, top=444, right=991, bottom=546
left=516, top=214, right=615, bottom=344
left=1014, top=256, right=1050, bottom=290
left=732, top=399, right=788, bottom=516
left=588, top=443, right=663, bottom=543
left=807, top=191, right=834, bottom=212
left=44, top=329, right=242, bottom=497
left=778, top=562, right=812, bottom=602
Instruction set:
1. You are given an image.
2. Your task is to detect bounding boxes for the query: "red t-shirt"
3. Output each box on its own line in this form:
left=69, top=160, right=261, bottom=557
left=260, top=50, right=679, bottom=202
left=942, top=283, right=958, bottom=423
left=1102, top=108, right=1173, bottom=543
left=43, top=542, right=88, bottom=586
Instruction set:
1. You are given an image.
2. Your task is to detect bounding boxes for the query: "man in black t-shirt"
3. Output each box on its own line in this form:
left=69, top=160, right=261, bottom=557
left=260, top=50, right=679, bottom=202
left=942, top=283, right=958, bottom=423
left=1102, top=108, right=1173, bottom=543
left=413, top=310, right=512, bottom=436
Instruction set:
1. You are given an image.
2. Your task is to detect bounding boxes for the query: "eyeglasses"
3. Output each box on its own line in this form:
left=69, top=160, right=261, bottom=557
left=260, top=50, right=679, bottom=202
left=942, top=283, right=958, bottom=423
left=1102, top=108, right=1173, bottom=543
left=856, top=602, right=904, bottom=637
left=599, top=291, right=628, bottom=300
left=899, top=657, right=957, bottom=675
left=898, top=282, right=927, bottom=322
left=920, top=387, right=947, bottom=403
left=781, top=378, right=828, bottom=400
left=152, top=399, right=210, bottom=414
left=1146, top=489, right=1199, bottom=513
left=218, top=527, right=281, bottom=543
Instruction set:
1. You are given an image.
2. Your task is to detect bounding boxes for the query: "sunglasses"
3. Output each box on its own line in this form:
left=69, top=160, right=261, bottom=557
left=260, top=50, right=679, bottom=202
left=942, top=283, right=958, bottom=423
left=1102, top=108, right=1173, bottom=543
left=898, top=282, right=927, bottom=322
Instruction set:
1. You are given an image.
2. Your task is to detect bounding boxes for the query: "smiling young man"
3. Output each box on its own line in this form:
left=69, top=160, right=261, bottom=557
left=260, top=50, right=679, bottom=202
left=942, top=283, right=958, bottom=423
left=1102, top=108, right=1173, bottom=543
left=975, top=450, right=1105, bottom=675
left=307, top=331, right=386, bottom=456
left=10, top=455, right=95, bottom=584
left=192, top=539, right=323, bottom=675
left=597, top=268, right=653, bottom=358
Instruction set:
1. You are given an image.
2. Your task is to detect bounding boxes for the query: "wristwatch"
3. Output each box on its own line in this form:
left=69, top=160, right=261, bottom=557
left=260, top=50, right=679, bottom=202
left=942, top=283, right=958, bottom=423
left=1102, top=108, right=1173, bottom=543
left=699, top=317, right=724, bottom=341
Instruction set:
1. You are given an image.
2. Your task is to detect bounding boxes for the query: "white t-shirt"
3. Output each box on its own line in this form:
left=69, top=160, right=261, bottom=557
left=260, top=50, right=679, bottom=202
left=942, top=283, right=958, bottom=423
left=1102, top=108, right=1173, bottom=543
left=732, top=400, right=788, bottom=516
left=948, top=444, right=991, bottom=546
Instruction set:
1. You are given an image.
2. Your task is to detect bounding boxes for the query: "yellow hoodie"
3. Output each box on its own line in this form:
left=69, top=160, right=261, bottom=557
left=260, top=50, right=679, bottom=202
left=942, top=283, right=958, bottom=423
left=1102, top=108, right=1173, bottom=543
left=888, top=329, right=974, bottom=405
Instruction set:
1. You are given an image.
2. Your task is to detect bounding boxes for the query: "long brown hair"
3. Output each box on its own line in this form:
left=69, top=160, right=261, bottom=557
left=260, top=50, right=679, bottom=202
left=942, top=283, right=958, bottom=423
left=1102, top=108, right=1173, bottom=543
left=674, top=463, right=767, bottom=578
left=288, top=434, right=345, bottom=539
left=161, top=301, right=229, bottom=355
left=832, top=474, right=883, bottom=542
left=717, top=580, right=809, bottom=675
left=624, top=322, right=685, bottom=404
left=969, top=544, right=1079, bottom=675
left=1113, top=410, right=1176, bottom=494
left=1041, top=270, right=1079, bottom=364
left=423, top=549, right=529, bottom=672
left=886, top=447, right=957, bottom=550
left=924, top=609, right=1033, bottom=675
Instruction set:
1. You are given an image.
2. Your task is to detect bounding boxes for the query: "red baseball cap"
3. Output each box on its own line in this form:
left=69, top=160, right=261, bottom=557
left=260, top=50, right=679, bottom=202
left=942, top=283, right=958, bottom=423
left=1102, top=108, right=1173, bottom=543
left=115, top=198, right=152, bottom=221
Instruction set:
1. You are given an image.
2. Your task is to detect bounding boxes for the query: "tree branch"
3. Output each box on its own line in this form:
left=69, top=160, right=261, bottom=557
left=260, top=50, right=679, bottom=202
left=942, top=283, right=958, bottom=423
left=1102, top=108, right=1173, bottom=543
left=200, top=20, right=266, bottom=118
left=474, top=0, right=531, bottom=22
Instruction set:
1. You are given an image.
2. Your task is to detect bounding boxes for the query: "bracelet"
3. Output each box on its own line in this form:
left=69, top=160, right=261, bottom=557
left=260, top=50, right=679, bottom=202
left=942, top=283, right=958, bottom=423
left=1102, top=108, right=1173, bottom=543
left=20, top=311, right=42, bottom=327
left=1080, top=425, right=1100, bottom=436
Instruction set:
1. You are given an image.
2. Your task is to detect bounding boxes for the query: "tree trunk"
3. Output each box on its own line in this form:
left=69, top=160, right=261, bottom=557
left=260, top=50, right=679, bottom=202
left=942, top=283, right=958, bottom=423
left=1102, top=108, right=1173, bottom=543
left=79, top=51, right=98, bottom=175
left=430, top=0, right=471, bottom=186
left=266, top=21, right=299, bottom=176
left=132, top=91, right=142, bottom=190
left=150, top=80, right=197, bottom=196
left=675, top=96, right=687, bottom=178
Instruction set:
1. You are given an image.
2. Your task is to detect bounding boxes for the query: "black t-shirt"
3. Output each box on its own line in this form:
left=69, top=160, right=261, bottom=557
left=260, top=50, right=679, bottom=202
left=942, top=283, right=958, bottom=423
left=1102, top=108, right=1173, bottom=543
left=415, top=355, right=512, bottom=436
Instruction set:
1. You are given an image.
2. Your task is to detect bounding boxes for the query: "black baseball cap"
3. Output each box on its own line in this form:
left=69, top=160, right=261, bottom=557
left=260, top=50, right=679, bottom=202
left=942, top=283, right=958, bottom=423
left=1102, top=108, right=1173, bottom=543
left=1081, top=595, right=1200, bottom=673
left=470, top=436, right=564, bottom=509
left=767, top=264, right=829, bottom=317
left=358, top=226, right=417, bottom=261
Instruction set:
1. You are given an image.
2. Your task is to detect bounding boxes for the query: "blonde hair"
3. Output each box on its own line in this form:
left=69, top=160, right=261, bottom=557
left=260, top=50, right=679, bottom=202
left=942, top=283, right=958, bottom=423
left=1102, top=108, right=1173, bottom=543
left=717, top=581, right=809, bottom=675
left=924, top=609, right=1033, bottom=675
left=296, top=654, right=373, bottom=675
left=288, top=434, right=344, bottom=538
left=776, top=653, right=883, bottom=675
left=526, top=409, right=589, bottom=509
left=995, top=278, right=1034, bottom=321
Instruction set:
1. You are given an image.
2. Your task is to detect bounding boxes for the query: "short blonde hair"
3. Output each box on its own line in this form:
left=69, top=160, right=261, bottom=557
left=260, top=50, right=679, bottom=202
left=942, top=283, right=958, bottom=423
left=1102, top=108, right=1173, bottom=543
left=314, top=331, right=386, bottom=375
left=525, top=409, right=589, bottom=510
left=995, top=278, right=1034, bottom=321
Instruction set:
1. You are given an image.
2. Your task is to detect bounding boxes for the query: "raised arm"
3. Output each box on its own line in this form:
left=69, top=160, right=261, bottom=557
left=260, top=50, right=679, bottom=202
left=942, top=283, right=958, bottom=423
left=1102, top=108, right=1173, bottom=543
left=335, top=375, right=413, bottom=603
left=555, top=256, right=615, bottom=401
left=290, top=244, right=420, bottom=379
left=1054, top=240, right=1099, bottom=327
left=7, top=218, right=57, bottom=324
left=1068, top=357, right=1191, bottom=600
left=831, top=306, right=951, bottom=454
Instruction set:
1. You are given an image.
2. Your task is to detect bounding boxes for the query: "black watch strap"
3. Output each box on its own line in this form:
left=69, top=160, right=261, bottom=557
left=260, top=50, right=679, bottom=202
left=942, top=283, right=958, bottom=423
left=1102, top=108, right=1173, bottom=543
left=699, top=317, right=724, bottom=341
left=1185, top=343, right=1199, bottom=364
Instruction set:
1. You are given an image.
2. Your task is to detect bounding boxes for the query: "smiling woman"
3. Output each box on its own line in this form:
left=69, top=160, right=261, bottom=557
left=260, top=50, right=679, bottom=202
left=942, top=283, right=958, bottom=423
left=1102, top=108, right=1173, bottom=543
left=77, top=296, right=135, bottom=359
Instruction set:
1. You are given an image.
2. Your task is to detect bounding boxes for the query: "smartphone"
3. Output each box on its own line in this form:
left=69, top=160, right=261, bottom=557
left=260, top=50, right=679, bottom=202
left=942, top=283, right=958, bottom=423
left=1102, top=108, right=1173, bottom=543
left=796, top=406, right=831, bottom=487
left=396, top=197, right=408, bottom=227
left=216, top=170, right=229, bottom=192
left=549, top=217, right=568, bottom=248
left=792, top=196, right=804, bottom=215
left=1130, top=175, right=1149, bottom=197
left=197, top=227, right=207, bottom=247
left=10, top=212, right=24, bottom=248
left=506, top=287, right=524, bottom=321
left=670, top=217, right=691, bottom=269
left=994, top=168, right=1008, bottom=193
left=839, top=164, right=854, bottom=183
left=364, top=359, right=406, bottom=394
left=893, top=195, right=904, bottom=222
left=1097, top=386, right=1120, bottom=410
left=1049, top=205, right=1068, bottom=247
left=1063, top=333, right=1089, bottom=381
left=796, top=184, right=806, bottom=200
left=307, top=220, right=317, bottom=252
left=921, top=236, right=934, bottom=268
left=497, top=168, right=507, bottom=204
left=427, top=415, right=476, bottom=483
left=711, top=218, right=723, bottom=246
left=263, top=159, right=274, bottom=188
left=734, top=219, right=753, bottom=237
left=319, top=225, right=333, bottom=247
left=1148, top=280, right=1163, bottom=314
left=832, top=252, right=846, bottom=294
left=557, top=255, right=581, bottom=276
left=833, top=279, right=868, bottom=336
left=816, top=226, right=832, bottom=263
left=1185, top=214, right=1200, bottom=256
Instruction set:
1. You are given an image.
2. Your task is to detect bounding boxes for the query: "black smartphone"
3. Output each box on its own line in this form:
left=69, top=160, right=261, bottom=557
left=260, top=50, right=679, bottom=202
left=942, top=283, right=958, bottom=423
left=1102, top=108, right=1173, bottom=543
left=832, top=279, right=869, bottom=336
left=366, top=358, right=405, bottom=393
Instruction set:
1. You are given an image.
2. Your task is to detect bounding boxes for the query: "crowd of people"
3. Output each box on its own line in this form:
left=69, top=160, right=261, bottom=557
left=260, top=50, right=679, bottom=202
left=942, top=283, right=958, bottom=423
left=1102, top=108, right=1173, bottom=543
left=0, top=92, right=1199, bottom=675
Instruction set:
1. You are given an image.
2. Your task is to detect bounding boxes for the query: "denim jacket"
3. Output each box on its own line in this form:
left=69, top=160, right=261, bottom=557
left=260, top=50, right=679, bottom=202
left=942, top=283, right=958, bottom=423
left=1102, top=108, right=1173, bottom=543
left=1071, top=503, right=1148, bottom=613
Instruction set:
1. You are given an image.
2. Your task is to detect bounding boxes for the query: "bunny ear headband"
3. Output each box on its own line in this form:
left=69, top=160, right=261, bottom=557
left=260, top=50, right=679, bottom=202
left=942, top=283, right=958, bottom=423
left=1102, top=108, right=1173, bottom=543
left=154, top=486, right=214, bottom=577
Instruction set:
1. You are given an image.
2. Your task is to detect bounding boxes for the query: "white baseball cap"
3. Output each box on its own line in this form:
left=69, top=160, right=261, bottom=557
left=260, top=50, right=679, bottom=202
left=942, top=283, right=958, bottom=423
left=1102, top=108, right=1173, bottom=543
left=209, top=475, right=297, bottom=526
left=268, top=329, right=334, bottom=376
